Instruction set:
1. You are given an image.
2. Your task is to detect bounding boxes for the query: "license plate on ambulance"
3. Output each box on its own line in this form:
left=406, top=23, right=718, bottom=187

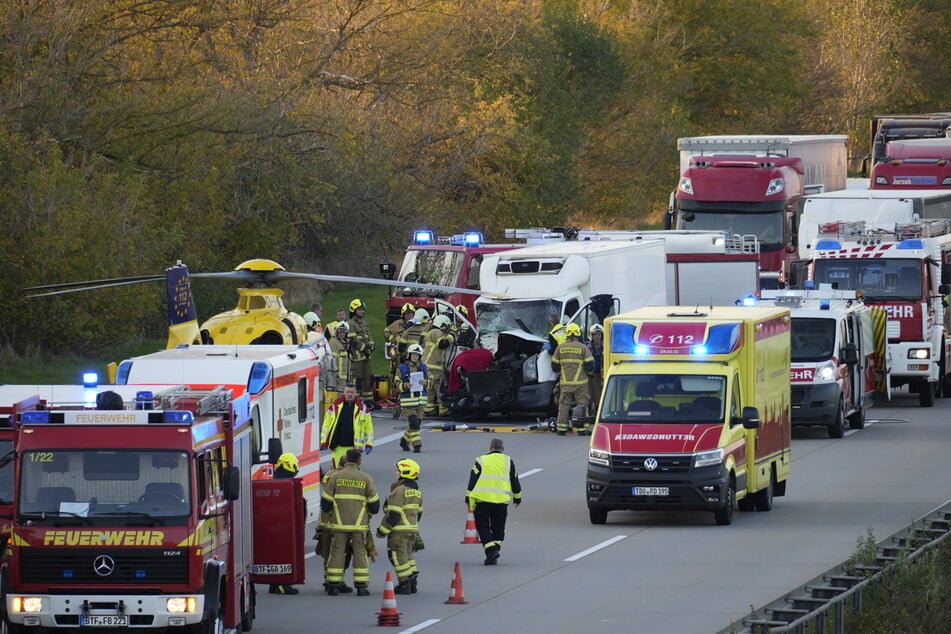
left=633, top=486, right=669, bottom=496
left=81, top=615, right=128, bottom=627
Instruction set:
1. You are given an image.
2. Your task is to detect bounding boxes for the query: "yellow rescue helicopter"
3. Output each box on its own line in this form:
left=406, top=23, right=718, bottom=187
left=25, top=258, right=478, bottom=348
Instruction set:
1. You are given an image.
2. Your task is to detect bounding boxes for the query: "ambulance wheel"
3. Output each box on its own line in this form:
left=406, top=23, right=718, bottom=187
left=848, top=406, right=865, bottom=430
left=753, top=472, right=774, bottom=512
left=588, top=507, right=608, bottom=525
left=919, top=381, right=937, bottom=407
left=714, top=478, right=735, bottom=526
left=828, top=403, right=845, bottom=439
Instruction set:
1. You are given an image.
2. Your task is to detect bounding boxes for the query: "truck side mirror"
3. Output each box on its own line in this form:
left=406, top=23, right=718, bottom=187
left=738, top=406, right=760, bottom=430
left=222, top=466, right=241, bottom=501
left=842, top=343, right=859, bottom=365
left=267, top=438, right=283, bottom=465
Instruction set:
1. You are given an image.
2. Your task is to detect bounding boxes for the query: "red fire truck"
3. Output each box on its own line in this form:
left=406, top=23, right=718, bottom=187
left=0, top=396, right=45, bottom=551
left=1, top=386, right=305, bottom=633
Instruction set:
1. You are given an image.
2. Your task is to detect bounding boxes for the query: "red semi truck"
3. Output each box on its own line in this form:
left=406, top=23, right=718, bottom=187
left=666, top=135, right=848, bottom=287
left=871, top=139, right=951, bottom=189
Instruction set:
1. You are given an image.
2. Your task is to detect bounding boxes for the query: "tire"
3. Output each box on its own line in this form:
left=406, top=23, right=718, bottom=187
left=714, top=478, right=735, bottom=526
left=828, top=402, right=845, bottom=438
left=754, top=472, right=774, bottom=512
left=588, top=506, right=608, bottom=525
left=919, top=380, right=936, bottom=407
left=737, top=492, right=755, bottom=512
left=848, top=405, right=865, bottom=430
left=241, top=584, right=255, bottom=631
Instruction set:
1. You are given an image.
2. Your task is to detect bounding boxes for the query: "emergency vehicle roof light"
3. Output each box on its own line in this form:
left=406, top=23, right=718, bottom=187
left=705, top=323, right=741, bottom=354
left=248, top=361, right=273, bottom=396
left=804, top=280, right=815, bottom=290
left=741, top=295, right=758, bottom=306
left=21, top=411, right=50, bottom=424
left=610, top=322, right=638, bottom=354
left=898, top=239, right=924, bottom=249
left=691, top=345, right=708, bottom=355
left=463, top=232, right=483, bottom=247
left=163, top=411, right=194, bottom=424
left=820, top=300, right=831, bottom=310
left=82, top=372, right=98, bottom=388
left=413, top=229, right=435, bottom=245
left=815, top=239, right=842, bottom=251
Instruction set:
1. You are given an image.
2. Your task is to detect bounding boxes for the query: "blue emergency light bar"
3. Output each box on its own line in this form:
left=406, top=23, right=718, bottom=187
left=448, top=232, right=484, bottom=247
left=413, top=229, right=435, bottom=245
left=610, top=322, right=740, bottom=355
left=163, top=411, right=194, bottom=424
left=21, top=411, right=50, bottom=424
left=82, top=372, right=98, bottom=388
left=820, top=300, right=831, bottom=310
left=815, top=239, right=841, bottom=250
left=898, top=239, right=924, bottom=249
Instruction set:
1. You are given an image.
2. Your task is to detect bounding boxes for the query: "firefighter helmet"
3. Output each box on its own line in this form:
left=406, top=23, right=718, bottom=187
left=414, top=308, right=430, bottom=323
left=335, top=320, right=350, bottom=333
left=276, top=452, right=299, bottom=475
left=407, top=343, right=424, bottom=356
left=456, top=305, right=469, bottom=317
left=589, top=324, right=604, bottom=336
left=565, top=323, right=582, bottom=338
left=433, top=315, right=452, bottom=330
left=349, top=298, right=366, bottom=313
left=303, top=311, right=320, bottom=328
left=401, top=302, right=416, bottom=316
left=397, top=458, right=421, bottom=480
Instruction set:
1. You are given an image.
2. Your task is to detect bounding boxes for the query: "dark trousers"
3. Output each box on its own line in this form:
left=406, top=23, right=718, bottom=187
left=473, top=501, right=508, bottom=552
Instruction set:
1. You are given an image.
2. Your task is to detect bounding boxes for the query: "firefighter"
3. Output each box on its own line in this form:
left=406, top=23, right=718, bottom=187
left=547, top=313, right=567, bottom=351
left=402, top=308, right=430, bottom=353
left=551, top=323, right=595, bottom=435
left=321, top=383, right=375, bottom=468
left=395, top=344, right=428, bottom=453
left=466, top=438, right=522, bottom=566
left=385, top=303, right=416, bottom=388
left=303, top=311, right=323, bottom=344
left=376, top=458, right=424, bottom=594
left=588, top=324, right=605, bottom=414
left=347, top=298, right=376, bottom=404
left=269, top=453, right=302, bottom=595
left=327, top=321, right=351, bottom=392
left=453, top=305, right=476, bottom=349
left=321, top=449, right=380, bottom=596
left=422, top=315, right=455, bottom=416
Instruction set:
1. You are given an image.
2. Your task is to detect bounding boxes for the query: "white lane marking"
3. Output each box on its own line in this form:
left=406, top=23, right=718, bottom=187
left=399, top=619, right=442, bottom=633
left=564, top=535, right=628, bottom=562
left=318, top=432, right=404, bottom=465
left=520, top=468, right=543, bottom=478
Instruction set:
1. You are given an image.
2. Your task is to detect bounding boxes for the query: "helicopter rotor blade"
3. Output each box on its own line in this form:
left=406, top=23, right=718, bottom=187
left=262, top=271, right=482, bottom=296
left=27, top=277, right=168, bottom=298
left=23, top=275, right=165, bottom=292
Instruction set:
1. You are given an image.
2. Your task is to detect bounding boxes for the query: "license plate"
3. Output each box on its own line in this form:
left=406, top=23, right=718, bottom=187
left=633, top=486, right=669, bottom=496
left=81, top=615, right=128, bottom=627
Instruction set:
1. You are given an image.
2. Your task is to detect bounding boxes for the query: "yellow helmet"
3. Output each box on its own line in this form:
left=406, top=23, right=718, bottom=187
left=565, top=323, right=582, bottom=338
left=349, top=298, right=365, bottom=313
left=401, top=302, right=416, bottom=315
left=276, top=452, right=299, bottom=475
left=397, top=458, right=420, bottom=480
left=456, top=305, right=469, bottom=317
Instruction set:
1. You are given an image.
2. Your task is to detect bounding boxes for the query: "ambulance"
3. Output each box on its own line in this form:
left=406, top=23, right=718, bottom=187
left=761, top=287, right=883, bottom=437
left=586, top=306, right=792, bottom=526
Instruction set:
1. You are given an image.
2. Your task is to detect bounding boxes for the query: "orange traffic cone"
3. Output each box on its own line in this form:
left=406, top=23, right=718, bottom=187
left=376, top=571, right=402, bottom=626
left=460, top=511, right=480, bottom=544
left=444, top=561, right=469, bottom=605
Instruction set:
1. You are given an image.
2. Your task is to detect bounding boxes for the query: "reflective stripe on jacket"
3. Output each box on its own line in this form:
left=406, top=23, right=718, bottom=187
left=321, top=463, right=380, bottom=531
left=551, top=340, right=595, bottom=386
left=379, top=480, right=423, bottom=534
left=467, top=452, right=521, bottom=505
left=321, top=396, right=375, bottom=449
left=396, top=361, right=429, bottom=407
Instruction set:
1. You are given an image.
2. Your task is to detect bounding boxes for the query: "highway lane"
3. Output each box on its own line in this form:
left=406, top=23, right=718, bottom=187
left=250, top=392, right=951, bottom=634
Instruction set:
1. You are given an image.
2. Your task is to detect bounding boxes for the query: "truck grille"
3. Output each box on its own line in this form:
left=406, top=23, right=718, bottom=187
left=791, top=388, right=805, bottom=404
left=609, top=454, right=692, bottom=473
left=21, top=548, right=188, bottom=585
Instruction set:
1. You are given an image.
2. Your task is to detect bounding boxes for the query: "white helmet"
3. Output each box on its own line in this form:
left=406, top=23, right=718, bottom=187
left=414, top=308, right=430, bottom=323
left=589, top=324, right=604, bottom=336
left=303, top=311, right=320, bottom=328
left=433, top=315, right=452, bottom=329
left=335, top=321, right=349, bottom=333
left=407, top=343, right=424, bottom=356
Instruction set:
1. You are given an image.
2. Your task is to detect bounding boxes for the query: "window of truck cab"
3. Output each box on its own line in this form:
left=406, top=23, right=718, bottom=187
left=399, top=249, right=464, bottom=288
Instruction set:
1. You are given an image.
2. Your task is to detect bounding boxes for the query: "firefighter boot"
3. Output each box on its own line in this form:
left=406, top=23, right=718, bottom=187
left=338, top=581, right=354, bottom=593
left=413, top=444, right=422, bottom=453
left=394, top=579, right=412, bottom=595
left=269, top=584, right=299, bottom=595
left=324, top=583, right=339, bottom=596
left=399, top=437, right=410, bottom=451
left=355, top=584, right=370, bottom=596
left=410, top=573, right=419, bottom=594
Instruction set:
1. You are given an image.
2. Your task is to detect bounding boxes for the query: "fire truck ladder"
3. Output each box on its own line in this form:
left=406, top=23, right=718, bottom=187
left=153, top=385, right=234, bottom=415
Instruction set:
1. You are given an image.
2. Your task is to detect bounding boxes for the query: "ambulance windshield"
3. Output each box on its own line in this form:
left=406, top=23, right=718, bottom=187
left=18, top=450, right=190, bottom=523
left=812, top=258, right=922, bottom=301
left=599, top=374, right=726, bottom=423
left=791, top=318, right=836, bottom=361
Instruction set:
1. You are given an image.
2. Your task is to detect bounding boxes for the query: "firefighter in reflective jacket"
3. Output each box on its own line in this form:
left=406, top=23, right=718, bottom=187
left=347, top=298, right=376, bottom=403
left=327, top=321, right=352, bottom=391
left=466, top=438, right=522, bottom=565
left=547, top=313, right=567, bottom=351
left=376, top=458, right=423, bottom=594
left=385, top=303, right=416, bottom=378
left=422, top=315, right=455, bottom=416
left=321, top=449, right=380, bottom=596
left=321, top=384, right=375, bottom=467
left=551, top=323, right=595, bottom=435
left=396, top=344, right=428, bottom=453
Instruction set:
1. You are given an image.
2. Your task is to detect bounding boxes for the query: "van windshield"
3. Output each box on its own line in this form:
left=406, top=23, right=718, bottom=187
left=599, top=374, right=726, bottom=424
left=791, top=317, right=836, bottom=361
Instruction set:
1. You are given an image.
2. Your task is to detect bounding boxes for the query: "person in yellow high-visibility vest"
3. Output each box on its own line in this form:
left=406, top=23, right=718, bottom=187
left=466, top=438, right=522, bottom=566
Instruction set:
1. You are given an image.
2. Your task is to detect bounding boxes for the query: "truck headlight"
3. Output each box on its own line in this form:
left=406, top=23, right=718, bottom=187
left=814, top=360, right=836, bottom=382
left=11, top=597, right=43, bottom=613
left=907, top=348, right=930, bottom=360
left=678, top=177, right=694, bottom=195
left=522, top=356, right=538, bottom=383
left=693, top=448, right=723, bottom=469
left=166, top=597, right=198, bottom=614
left=765, top=177, right=785, bottom=195
left=588, top=448, right=610, bottom=467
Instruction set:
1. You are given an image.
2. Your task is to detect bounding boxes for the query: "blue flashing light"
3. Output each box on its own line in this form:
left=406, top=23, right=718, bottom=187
left=463, top=231, right=484, bottom=247
left=898, top=239, right=924, bottom=250
left=804, top=280, right=815, bottom=290
left=815, top=239, right=842, bottom=251
left=82, top=372, right=98, bottom=388
left=136, top=570, right=147, bottom=579
left=634, top=344, right=650, bottom=355
left=691, top=345, right=709, bottom=355
left=21, top=411, right=51, bottom=424
left=413, top=229, right=435, bottom=245
left=705, top=323, right=741, bottom=354
left=610, top=322, right=638, bottom=354
left=248, top=361, right=273, bottom=396
left=135, top=391, right=154, bottom=410
left=741, top=295, right=758, bottom=307
left=163, top=411, right=194, bottom=424
left=63, top=570, right=74, bottom=579
left=820, top=300, right=831, bottom=310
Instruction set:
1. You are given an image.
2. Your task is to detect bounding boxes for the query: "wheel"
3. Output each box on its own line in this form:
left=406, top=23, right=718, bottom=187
left=828, top=402, right=845, bottom=438
left=848, top=405, right=865, bottom=430
left=241, top=584, right=255, bottom=631
left=919, top=380, right=936, bottom=407
left=714, top=478, right=735, bottom=525
left=588, top=506, right=608, bottom=525
left=753, top=472, right=774, bottom=512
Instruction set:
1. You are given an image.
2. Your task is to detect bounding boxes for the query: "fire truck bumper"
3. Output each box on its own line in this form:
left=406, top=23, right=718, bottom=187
left=585, top=463, right=732, bottom=512
left=889, top=341, right=939, bottom=384
left=790, top=382, right=841, bottom=425
left=5, top=593, right=206, bottom=628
